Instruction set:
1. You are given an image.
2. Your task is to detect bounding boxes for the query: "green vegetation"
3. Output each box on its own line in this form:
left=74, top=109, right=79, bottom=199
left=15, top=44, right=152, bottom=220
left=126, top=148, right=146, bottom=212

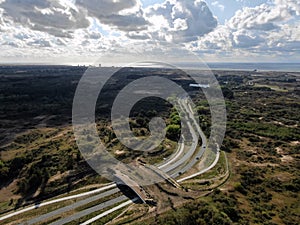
left=141, top=71, right=300, bottom=225
left=0, top=66, right=189, bottom=210
left=0, top=66, right=299, bottom=224
left=228, top=121, right=300, bottom=141
left=166, top=124, right=181, bottom=141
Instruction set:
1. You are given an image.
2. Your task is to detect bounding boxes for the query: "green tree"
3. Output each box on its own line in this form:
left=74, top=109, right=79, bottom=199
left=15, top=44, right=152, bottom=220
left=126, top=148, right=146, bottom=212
left=166, top=124, right=181, bottom=141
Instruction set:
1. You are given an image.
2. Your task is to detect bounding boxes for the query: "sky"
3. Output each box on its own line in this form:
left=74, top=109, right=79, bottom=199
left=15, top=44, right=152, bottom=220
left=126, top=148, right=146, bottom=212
left=0, top=0, right=299, bottom=65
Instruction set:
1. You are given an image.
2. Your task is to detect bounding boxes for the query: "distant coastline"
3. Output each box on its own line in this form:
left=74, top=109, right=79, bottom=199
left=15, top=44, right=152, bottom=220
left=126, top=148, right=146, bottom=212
left=183, top=62, right=300, bottom=72
left=0, top=62, right=300, bottom=73
left=207, top=62, right=300, bottom=72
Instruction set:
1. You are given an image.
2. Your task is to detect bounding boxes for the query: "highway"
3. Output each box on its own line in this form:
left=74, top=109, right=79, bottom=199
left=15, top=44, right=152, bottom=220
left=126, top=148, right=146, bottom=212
left=22, top=188, right=120, bottom=225
left=49, top=195, right=130, bottom=225
left=0, top=183, right=117, bottom=221
left=157, top=141, right=184, bottom=170
left=0, top=96, right=220, bottom=225
left=168, top=98, right=209, bottom=177
left=162, top=120, right=199, bottom=174
left=157, top=97, right=208, bottom=177
left=177, top=99, right=220, bottom=181
left=80, top=197, right=139, bottom=225
left=177, top=147, right=220, bottom=182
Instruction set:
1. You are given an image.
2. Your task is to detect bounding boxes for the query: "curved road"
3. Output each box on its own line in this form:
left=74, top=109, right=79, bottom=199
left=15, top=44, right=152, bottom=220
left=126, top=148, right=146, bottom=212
left=0, top=96, right=220, bottom=225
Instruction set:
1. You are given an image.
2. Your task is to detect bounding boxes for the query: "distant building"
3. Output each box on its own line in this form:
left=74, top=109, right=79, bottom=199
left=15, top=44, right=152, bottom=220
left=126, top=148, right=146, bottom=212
left=189, top=83, right=210, bottom=88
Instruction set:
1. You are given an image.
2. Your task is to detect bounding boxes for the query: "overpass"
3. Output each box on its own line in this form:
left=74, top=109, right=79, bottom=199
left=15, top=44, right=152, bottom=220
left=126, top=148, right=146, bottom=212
left=113, top=171, right=148, bottom=204
left=143, top=163, right=181, bottom=189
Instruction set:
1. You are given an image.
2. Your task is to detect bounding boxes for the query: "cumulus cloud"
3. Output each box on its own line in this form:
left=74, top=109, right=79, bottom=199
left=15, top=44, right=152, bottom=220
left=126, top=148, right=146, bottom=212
left=264, top=21, right=300, bottom=53
left=188, top=0, right=300, bottom=60
left=145, top=0, right=218, bottom=42
left=76, top=0, right=149, bottom=31
left=228, top=0, right=300, bottom=31
left=194, top=25, right=231, bottom=48
left=0, top=0, right=217, bottom=42
left=127, top=31, right=150, bottom=40
left=232, top=29, right=264, bottom=48
left=85, top=31, right=102, bottom=40
left=274, top=0, right=300, bottom=16
left=27, top=39, right=52, bottom=48
left=211, top=1, right=225, bottom=12
left=76, top=0, right=137, bottom=16
left=0, top=0, right=150, bottom=36
left=0, top=0, right=89, bottom=37
left=0, top=0, right=299, bottom=63
left=98, top=13, right=148, bottom=31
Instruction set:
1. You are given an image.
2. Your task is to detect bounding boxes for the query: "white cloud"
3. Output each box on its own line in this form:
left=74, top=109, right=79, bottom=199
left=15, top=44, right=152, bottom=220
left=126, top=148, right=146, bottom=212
left=76, top=0, right=137, bottom=16
left=0, top=0, right=218, bottom=50
left=85, top=31, right=102, bottom=40
left=274, top=0, right=300, bottom=16
left=228, top=0, right=300, bottom=31
left=76, top=0, right=149, bottom=31
left=232, top=29, right=264, bottom=48
left=211, top=1, right=225, bottom=12
left=188, top=0, right=300, bottom=61
left=0, top=0, right=89, bottom=37
left=173, top=18, right=188, bottom=31
left=127, top=31, right=150, bottom=40
left=0, top=0, right=299, bottom=63
left=145, top=0, right=218, bottom=42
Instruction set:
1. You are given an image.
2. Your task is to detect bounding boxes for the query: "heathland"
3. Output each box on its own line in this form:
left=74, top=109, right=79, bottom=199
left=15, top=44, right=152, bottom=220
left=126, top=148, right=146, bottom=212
left=0, top=65, right=299, bottom=224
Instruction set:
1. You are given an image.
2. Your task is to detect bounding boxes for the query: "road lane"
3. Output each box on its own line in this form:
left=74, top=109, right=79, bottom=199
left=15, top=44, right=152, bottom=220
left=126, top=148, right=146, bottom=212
left=50, top=195, right=129, bottom=225
left=162, top=98, right=206, bottom=175
left=157, top=140, right=184, bottom=169
left=80, top=197, right=139, bottom=225
left=177, top=149, right=220, bottom=182
left=22, top=188, right=119, bottom=225
left=162, top=121, right=198, bottom=174
left=0, top=183, right=117, bottom=222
